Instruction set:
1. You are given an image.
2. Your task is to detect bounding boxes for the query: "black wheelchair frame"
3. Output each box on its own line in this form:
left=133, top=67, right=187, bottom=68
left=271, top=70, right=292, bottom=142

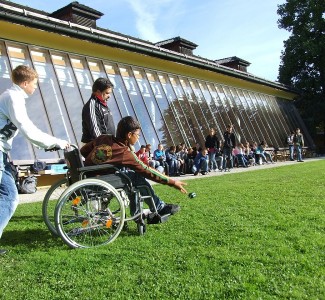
left=42, top=144, right=162, bottom=249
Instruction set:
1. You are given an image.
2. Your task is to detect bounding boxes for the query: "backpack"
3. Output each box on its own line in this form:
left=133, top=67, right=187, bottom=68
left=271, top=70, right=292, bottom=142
left=19, top=175, right=38, bottom=194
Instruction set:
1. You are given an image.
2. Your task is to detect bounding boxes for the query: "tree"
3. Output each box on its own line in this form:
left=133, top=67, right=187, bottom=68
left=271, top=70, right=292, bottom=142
left=277, top=0, right=325, bottom=145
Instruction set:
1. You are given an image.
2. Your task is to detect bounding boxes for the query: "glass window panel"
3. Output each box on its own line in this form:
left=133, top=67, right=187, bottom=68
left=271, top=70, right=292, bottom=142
left=87, top=60, right=121, bottom=129
left=169, top=76, right=203, bottom=146
left=219, top=85, right=247, bottom=143
left=119, top=64, right=158, bottom=148
left=205, top=83, right=228, bottom=134
left=242, top=90, right=265, bottom=142
left=229, top=87, right=255, bottom=142
left=31, top=49, right=76, bottom=155
left=157, top=73, right=191, bottom=146
left=213, top=84, right=233, bottom=129
left=52, top=52, right=84, bottom=145
left=263, top=95, right=285, bottom=146
left=265, top=95, right=290, bottom=145
left=249, top=92, right=274, bottom=143
left=180, top=77, right=210, bottom=145
left=6, top=44, right=48, bottom=160
left=192, top=80, right=223, bottom=138
left=258, top=93, right=280, bottom=146
left=0, top=42, right=12, bottom=94
left=103, top=62, right=134, bottom=125
left=145, top=71, right=178, bottom=146
left=132, top=67, right=166, bottom=148
left=236, top=89, right=257, bottom=136
left=70, top=56, right=92, bottom=102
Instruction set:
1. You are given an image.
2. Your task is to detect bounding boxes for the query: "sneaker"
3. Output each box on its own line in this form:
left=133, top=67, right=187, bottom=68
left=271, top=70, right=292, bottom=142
left=193, top=171, right=199, bottom=176
left=201, top=171, right=207, bottom=175
left=158, top=204, right=180, bottom=216
left=0, top=249, right=7, bottom=255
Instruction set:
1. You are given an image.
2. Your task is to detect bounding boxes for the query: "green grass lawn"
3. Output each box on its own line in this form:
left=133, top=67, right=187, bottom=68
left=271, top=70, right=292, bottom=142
left=0, top=161, right=324, bottom=299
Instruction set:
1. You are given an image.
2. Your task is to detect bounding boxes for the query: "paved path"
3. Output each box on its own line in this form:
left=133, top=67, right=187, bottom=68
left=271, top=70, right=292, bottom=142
left=18, top=157, right=324, bottom=204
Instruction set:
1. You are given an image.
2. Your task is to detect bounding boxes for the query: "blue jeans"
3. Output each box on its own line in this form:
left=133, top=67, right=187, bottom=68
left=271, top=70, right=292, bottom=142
left=208, top=152, right=217, bottom=170
left=295, top=145, right=302, bottom=161
left=168, top=159, right=179, bottom=175
left=121, top=170, right=165, bottom=213
left=0, top=151, right=19, bottom=238
left=289, top=145, right=294, bottom=160
left=222, top=147, right=233, bottom=169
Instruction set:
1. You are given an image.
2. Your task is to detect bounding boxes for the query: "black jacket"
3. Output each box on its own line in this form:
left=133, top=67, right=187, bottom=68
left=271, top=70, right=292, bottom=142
left=223, top=131, right=236, bottom=149
left=81, top=96, right=115, bottom=143
left=205, top=134, right=220, bottom=149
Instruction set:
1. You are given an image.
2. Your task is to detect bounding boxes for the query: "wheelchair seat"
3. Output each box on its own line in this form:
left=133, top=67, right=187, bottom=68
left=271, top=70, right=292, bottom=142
left=64, top=145, right=132, bottom=191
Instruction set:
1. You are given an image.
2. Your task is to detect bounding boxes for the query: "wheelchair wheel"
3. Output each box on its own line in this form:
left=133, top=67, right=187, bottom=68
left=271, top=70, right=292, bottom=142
left=55, top=178, right=125, bottom=249
left=42, top=178, right=68, bottom=236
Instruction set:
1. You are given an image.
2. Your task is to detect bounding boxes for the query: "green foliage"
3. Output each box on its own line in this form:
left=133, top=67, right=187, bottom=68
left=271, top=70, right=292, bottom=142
left=277, top=0, right=325, bottom=134
left=1, top=161, right=325, bottom=299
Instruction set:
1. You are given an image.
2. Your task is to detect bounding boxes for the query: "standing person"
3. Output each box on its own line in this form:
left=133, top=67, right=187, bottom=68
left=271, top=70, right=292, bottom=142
left=205, top=128, right=220, bottom=172
left=293, top=128, right=304, bottom=162
left=0, top=65, right=70, bottom=255
left=80, top=116, right=186, bottom=217
left=287, top=130, right=295, bottom=161
left=81, top=78, right=115, bottom=144
left=221, top=124, right=236, bottom=171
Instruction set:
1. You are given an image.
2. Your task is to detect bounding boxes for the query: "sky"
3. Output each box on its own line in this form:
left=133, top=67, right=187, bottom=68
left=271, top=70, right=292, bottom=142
left=8, top=0, right=291, bottom=82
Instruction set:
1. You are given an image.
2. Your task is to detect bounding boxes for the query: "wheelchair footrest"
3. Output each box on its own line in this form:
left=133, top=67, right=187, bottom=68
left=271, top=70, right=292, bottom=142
left=147, top=212, right=170, bottom=224
left=160, top=214, right=170, bottom=223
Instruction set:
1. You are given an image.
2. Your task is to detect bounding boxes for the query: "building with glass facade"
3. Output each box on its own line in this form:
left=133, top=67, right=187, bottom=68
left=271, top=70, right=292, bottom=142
left=0, top=1, right=313, bottom=165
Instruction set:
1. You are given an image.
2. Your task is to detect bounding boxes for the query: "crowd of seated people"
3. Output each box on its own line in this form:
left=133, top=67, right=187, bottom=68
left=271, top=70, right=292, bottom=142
left=134, top=139, right=278, bottom=177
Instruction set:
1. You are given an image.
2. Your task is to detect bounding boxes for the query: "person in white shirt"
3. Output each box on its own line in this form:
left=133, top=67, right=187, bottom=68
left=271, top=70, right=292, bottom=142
left=0, top=65, right=70, bottom=255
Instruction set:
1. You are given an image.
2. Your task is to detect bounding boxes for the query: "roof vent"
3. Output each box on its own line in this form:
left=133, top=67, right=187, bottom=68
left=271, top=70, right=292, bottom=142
left=49, top=1, right=103, bottom=28
left=155, top=36, right=198, bottom=56
left=214, top=56, right=251, bottom=72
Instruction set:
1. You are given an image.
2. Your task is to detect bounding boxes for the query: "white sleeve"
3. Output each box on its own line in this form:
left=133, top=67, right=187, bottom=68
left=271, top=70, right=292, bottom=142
left=8, top=94, right=68, bottom=149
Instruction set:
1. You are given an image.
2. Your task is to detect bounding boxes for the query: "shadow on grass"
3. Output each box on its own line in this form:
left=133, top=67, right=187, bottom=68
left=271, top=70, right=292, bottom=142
left=2, top=218, right=143, bottom=250
left=1, top=228, right=62, bottom=248
left=1, top=211, right=65, bottom=249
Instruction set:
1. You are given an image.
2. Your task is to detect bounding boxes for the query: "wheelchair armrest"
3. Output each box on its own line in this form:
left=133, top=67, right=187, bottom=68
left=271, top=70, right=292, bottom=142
left=77, top=164, right=119, bottom=173
left=77, top=164, right=134, bottom=190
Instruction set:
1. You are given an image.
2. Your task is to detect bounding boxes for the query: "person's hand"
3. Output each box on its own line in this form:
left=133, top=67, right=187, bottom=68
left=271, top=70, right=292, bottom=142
left=57, top=140, right=70, bottom=150
left=174, top=180, right=188, bottom=194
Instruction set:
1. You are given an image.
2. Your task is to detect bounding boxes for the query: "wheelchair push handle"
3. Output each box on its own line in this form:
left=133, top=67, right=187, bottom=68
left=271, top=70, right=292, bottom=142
left=45, top=144, right=78, bottom=152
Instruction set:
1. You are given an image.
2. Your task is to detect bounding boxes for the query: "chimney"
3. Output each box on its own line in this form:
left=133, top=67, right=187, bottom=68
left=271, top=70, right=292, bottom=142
left=214, top=56, right=251, bottom=72
left=50, top=1, right=103, bottom=28
left=155, top=36, right=198, bottom=56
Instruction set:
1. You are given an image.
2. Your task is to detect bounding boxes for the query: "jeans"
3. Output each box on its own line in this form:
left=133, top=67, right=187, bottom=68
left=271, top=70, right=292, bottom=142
left=168, top=159, right=179, bottom=175
left=295, top=145, right=302, bottom=161
left=193, top=158, right=208, bottom=173
left=121, top=170, right=165, bottom=214
left=289, top=145, right=294, bottom=160
left=222, top=147, right=233, bottom=169
left=208, top=152, right=217, bottom=170
left=0, top=151, right=19, bottom=238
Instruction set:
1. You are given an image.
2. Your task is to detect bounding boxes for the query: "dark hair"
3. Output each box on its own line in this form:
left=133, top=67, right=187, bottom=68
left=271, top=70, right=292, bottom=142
left=116, top=116, right=141, bottom=139
left=12, top=65, right=38, bottom=84
left=92, top=78, right=114, bottom=93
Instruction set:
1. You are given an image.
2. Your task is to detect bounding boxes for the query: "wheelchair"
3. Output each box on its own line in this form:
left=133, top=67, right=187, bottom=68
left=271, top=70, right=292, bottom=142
left=42, top=145, right=163, bottom=249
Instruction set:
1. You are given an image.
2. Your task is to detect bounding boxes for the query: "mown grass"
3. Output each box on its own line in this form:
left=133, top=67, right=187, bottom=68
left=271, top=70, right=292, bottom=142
left=0, top=160, right=324, bottom=299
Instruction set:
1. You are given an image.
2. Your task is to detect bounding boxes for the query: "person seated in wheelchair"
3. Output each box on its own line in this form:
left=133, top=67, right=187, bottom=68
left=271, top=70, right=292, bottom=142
left=80, top=116, right=187, bottom=218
